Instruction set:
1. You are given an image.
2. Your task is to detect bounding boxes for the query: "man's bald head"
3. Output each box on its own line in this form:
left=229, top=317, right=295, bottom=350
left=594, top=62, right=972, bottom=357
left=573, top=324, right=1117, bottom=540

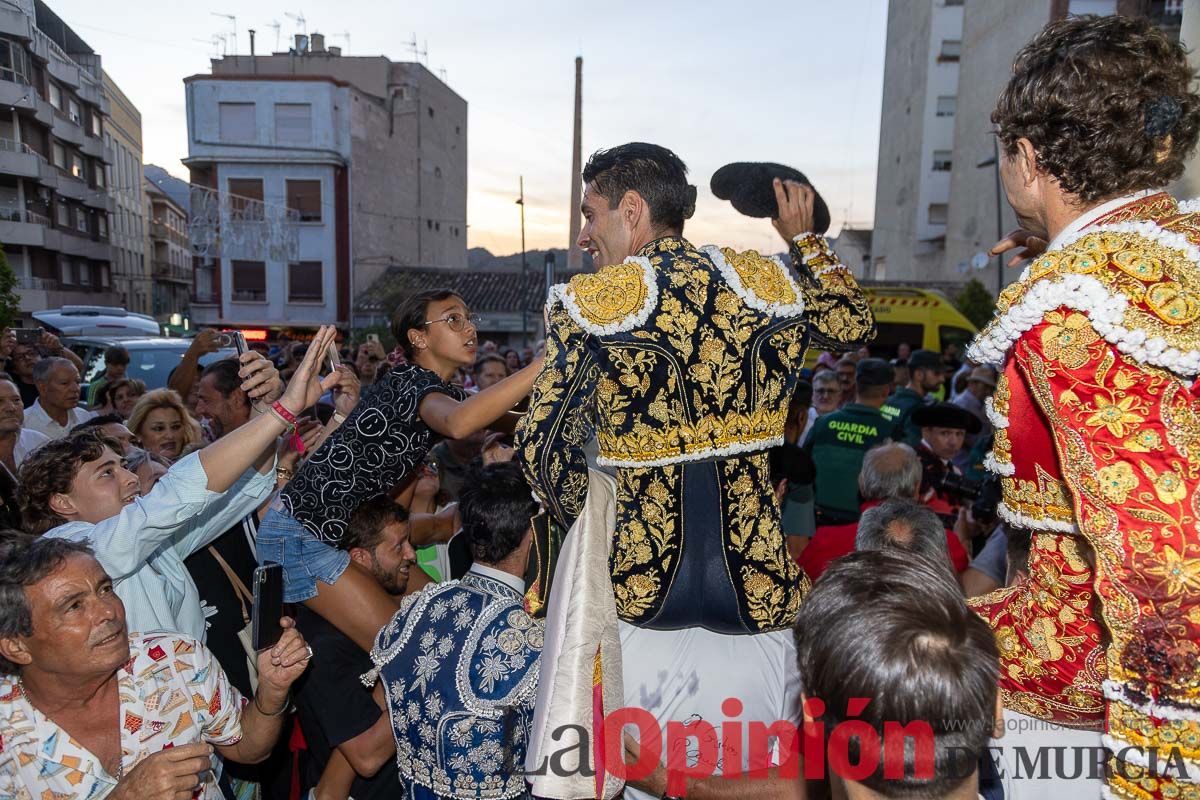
left=859, top=442, right=922, bottom=502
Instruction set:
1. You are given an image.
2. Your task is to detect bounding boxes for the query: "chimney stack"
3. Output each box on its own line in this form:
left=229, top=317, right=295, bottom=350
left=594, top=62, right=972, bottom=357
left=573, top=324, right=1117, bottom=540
left=294, top=33, right=308, bottom=53
left=328, top=46, right=341, bottom=56
left=567, top=56, right=583, bottom=272
left=248, top=28, right=256, bottom=56
left=310, top=32, right=325, bottom=52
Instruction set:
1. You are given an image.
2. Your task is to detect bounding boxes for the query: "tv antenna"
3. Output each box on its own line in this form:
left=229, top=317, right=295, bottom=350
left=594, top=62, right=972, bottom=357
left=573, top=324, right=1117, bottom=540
left=405, top=33, right=427, bottom=64
left=285, top=12, right=308, bottom=35
left=328, top=31, right=351, bottom=53
left=267, top=20, right=282, bottom=51
left=210, top=13, right=237, bottom=55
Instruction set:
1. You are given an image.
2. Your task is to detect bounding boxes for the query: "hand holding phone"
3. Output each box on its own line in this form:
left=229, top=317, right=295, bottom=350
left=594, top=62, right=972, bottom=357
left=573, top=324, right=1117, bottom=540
left=251, top=563, right=285, bottom=651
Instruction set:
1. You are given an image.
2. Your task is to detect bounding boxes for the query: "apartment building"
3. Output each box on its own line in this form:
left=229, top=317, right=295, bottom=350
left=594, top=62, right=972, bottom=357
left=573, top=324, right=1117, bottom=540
left=145, top=174, right=189, bottom=320
left=102, top=70, right=149, bottom=315
left=184, top=35, right=467, bottom=332
left=0, top=0, right=118, bottom=314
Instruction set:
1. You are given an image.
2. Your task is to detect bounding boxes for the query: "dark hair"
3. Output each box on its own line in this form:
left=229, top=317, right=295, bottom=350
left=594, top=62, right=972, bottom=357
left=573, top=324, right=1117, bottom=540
left=103, top=346, right=130, bottom=366
left=390, top=289, right=464, bottom=359
left=473, top=354, right=508, bottom=376
left=0, top=537, right=95, bottom=673
left=72, top=413, right=126, bottom=434
left=458, top=462, right=538, bottom=564
left=342, top=496, right=409, bottom=554
left=199, top=358, right=244, bottom=400
left=582, top=143, right=695, bottom=232
left=993, top=14, right=1200, bottom=202
left=855, top=498, right=951, bottom=572
left=794, top=551, right=999, bottom=796
left=18, top=429, right=124, bottom=535
left=106, top=377, right=146, bottom=400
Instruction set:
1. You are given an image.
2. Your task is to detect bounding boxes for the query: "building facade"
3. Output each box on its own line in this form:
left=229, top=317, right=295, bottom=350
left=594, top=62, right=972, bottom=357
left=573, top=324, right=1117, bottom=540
left=102, top=70, right=149, bottom=315
left=871, top=0, right=1185, bottom=292
left=0, top=0, right=118, bottom=315
left=184, top=36, right=467, bottom=332
left=144, top=174, right=189, bottom=320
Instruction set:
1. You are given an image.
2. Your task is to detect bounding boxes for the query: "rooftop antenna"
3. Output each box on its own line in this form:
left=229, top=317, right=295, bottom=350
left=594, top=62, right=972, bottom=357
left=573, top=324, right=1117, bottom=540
left=328, top=30, right=350, bottom=53
left=193, top=34, right=226, bottom=58
left=437, top=67, right=447, bottom=81
left=405, top=33, right=427, bottom=63
left=285, top=11, right=307, bottom=35
left=267, top=20, right=282, bottom=51
left=210, top=13, right=237, bottom=55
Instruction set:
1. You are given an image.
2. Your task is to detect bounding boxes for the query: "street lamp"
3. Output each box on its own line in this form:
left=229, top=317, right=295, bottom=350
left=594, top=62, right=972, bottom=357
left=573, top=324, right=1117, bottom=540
left=516, top=177, right=528, bottom=346
left=976, top=136, right=1005, bottom=296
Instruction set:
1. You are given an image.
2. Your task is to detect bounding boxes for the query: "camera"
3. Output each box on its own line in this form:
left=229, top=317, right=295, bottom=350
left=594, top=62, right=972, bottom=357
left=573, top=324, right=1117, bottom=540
left=217, top=331, right=247, bottom=354
left=933, top=471, right=1001, bottom=524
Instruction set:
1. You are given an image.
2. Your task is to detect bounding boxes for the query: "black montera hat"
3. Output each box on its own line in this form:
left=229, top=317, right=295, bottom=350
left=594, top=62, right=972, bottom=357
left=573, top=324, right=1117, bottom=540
left=912, top=402, right=983, bottom=435
left=710, top=162, right=831, bottom=235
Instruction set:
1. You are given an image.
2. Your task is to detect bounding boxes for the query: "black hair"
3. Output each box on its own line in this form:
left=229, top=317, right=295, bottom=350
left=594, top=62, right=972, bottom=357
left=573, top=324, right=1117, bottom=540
left=458, top=461, right=538, bottom=564
left=71, top=413, right=126, bottom=433
left=473, top=354, right=508, bottom=375
left=390, top=289, right=465, bottom=359
left=794, top=550, right=999, bottom=796
left=0, top=537, right=96, bottom=673
left=342, top=496, right=410, bottom=554
left=199, top=358, right=244, bottom=399
left=103, top=345, right=130, bottom=366
left=582, top=142, right=695, bottom=231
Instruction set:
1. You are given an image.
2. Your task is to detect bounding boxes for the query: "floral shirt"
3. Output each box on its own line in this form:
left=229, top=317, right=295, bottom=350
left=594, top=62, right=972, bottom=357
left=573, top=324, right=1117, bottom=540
left=281, top=363, right=465, bottom=545
left=0, top=632, right=245, bottom=800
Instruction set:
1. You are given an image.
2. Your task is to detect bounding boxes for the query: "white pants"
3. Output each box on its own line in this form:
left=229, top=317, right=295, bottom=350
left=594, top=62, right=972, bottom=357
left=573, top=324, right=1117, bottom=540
left=991, top=709, right=1104, bottom=799
left=619, top=622, right=802, bottom=800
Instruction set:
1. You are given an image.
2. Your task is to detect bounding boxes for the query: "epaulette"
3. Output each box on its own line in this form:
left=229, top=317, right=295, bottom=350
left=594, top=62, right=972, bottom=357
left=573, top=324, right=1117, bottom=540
left=968, top=212, right=1200, bottom=377
left=549, top=256, right=659, bottom=336
left=703, top=245, right=806, bottom=318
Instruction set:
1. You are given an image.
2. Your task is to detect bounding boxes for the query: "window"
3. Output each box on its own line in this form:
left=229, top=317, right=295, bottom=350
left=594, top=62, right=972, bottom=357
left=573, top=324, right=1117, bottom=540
left=231, top=260, right=266, bottom=301
left=944, top=0, right=964, bottom=5
left=94, top=162, right=105, bottom=188
left=928, top=203, right=949, bottom=225
left=936, top=95, right=956, bottom=117
left=75, top=208, right=88, bottom=233
left=77, top=261, right=90, bottom=286
left=286, top=179, right=322, bottom=222
left=288, top=261, right=323, bottom=302
left=932, top=150, right=952, bottom=171
left=90, top=113, right=101, bottom=138
left=219, top=102, right=256, bottom=142
left=274, top=103, right=312, bottom=145
left=1068, top=0, right=1117, bottom=14
left=938, top=39, right=961, bottom=61
left=67, top=98, right=81, bottom=125
left=0, top=37, right=31, bottom=85
left=227, top=178, right=264, bottom=221
left=51, top=142, right=66, bottom=169
left=71, top=153, right=84, bottom=180
left=55, top=203, right=68, bottom=227
left=59, top=258, right=73, bottom=285
left=97, top=214, right=107, bottom=237
left=48, top=82, right=62, bottom=110
left=872, top=322, right=924, bottom=359
left=100, top=263, right=110, bottom=288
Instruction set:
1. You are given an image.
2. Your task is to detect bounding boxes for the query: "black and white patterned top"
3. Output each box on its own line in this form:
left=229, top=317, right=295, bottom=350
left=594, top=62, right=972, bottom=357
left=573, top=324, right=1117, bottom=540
left=281, top=363, right=465, bottom=545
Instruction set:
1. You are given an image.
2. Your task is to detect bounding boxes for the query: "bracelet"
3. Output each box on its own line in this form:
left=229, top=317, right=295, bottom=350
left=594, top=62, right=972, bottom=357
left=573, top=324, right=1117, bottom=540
left=271, top=401, right=299, bottom=426
left=266, top=404, right=296, bottom=434
left=332, top=411, right=347, bottom=425
left=253, top=691, right=290, bottom=717
left=277, top=467, right=295, bottom=482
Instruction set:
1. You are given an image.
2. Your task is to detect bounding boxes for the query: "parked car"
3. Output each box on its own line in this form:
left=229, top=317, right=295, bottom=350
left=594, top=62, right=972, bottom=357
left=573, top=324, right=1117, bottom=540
left=34, top=306, right=161, bottom=337
left=65, top=336, right=238, bottom=396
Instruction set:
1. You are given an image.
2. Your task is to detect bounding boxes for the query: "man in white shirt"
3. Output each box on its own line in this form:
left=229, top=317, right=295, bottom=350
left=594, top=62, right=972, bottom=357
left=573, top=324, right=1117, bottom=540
left=0, top=377, right=48, bottom=474
left=23, top=357, right=95, bottom=440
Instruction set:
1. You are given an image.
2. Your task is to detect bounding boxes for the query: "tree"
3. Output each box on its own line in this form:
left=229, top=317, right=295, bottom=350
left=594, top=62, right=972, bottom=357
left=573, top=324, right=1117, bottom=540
left=953, top=278, right=996, bottom=330
left=0, top=246, right=21, bottom=330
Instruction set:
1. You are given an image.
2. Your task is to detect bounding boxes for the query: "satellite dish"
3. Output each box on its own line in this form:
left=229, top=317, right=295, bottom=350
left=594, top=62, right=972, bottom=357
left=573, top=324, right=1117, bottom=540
left=956, top=261, right=970, bottom=274
left=971, top=251, right=989, bottom=270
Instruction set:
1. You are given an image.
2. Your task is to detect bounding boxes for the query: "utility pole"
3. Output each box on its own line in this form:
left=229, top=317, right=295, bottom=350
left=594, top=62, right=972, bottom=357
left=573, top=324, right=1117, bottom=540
left=517, top=176, right=528, bottom=345
left=567, top=57, right=583, bottom=271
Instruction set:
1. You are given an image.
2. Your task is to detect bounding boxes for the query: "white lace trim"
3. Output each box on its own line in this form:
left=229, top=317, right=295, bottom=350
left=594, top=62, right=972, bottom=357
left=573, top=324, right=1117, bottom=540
left=597, top=434, right=784, bottom=469
left=996, top=501, right=1079, bottom=533
left=967, top=272, right=1200, bottom=377
left=549, top=255, right=659, bottom=337
left=983, top=451, right=1015, bottom=477
left=1178, top=198, right=1200, bottom=214
left=1101, top=734, right=1200, bottom=782
left=1105, top=680, right=1200, bottom=723
left=703, top=245, right=806, bottom=318
left=984, top=396, right=1009, bottom=429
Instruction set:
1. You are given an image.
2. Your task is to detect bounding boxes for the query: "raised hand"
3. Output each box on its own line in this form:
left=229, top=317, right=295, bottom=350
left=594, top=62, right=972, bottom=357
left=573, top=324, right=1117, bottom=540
left=770, top=178, right=816, bottom=243
left=278, top=326, right=338, bottom=415
left=991, top=229, right=1049, bottom=268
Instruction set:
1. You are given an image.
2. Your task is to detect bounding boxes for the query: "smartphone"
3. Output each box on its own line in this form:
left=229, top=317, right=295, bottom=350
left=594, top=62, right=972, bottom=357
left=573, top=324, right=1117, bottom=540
left=366, top=333, right=380, bottom=346
left=325, top=342, right=341, bottom=374
left=13, top=328, right=40, bottom=345
left=218, top=330, right=248, bottom=355
left=251, top=563, right=285, bottom=651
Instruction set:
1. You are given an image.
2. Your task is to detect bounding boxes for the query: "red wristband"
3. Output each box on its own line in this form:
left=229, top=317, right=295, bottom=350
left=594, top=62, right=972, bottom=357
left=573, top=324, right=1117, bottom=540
left=272, top=401, right=297, bottom=425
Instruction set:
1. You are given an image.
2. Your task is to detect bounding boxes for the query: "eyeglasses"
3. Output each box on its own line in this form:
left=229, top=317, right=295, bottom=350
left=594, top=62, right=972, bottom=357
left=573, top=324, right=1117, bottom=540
left=423, top=313, right=482, bottom=332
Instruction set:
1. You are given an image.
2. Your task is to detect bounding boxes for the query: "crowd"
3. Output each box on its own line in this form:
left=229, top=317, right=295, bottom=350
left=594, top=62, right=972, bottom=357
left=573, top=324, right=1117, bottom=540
left=1, top=12, right=1198, bottom=800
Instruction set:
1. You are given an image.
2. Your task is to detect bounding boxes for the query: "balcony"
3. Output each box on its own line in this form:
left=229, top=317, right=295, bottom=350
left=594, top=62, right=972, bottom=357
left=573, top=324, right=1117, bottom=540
left=190, top=291, right=218, bottom=306
left=0, top=137, right=41, bottom=178
left=0, top=210, right=47, bottom=246
left=80, top=133, right=108, bottom=162
left=0, top=1, right=32, bottom=41
left=152, top=259, right=191, bottom=285
left=50, top=111, right=85, bottom=146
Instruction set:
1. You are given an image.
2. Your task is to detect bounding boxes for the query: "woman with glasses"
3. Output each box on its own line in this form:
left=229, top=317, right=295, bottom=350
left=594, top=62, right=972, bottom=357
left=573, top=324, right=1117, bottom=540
left=256, top=288, right=543, bottom=651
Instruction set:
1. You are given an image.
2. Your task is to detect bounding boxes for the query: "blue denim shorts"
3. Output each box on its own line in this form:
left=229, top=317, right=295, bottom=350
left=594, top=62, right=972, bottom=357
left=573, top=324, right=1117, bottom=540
left=257, top=505, right=351, bottom=603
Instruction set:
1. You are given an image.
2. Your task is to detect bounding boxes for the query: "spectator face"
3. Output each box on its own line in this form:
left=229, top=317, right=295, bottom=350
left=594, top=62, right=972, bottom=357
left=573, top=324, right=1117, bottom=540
left=113, top=385, right=143, bottom=419
left=416, top=297, right=479, bottom=368
left=359, top=520, right=417, bottom=596
left=897, top=342, right=912, bottom=360
left=10, top=344, right=37, bottom=380
left=105, top=361, right=127, bottom=381
left=474, top=360, right=508, bottom=391
left=892, top=365, right=910, bottom=387
left=813, top=380, right=842, bottom=415
left=522, top=347, right=534, bottom=365
left=923, top=426, right=966, bottom=460
left=1, top=553, right=129, bottom=676
left=0, top=380, right=23, bottom=434
left=505, top=350, right=521, bottom=372
left=969, top=377, right=995, bottom=401
left=356, top=345, right=380, bottom=383
left=836, top=363, right=855, bottom=394
left=37, top=363, right=82, bottom=411
left=100, top=422, right=134, bottom=455
left=53, top=446, right=140, bottom=524
left=914, top=366, right=945, bottom=394
left=138, top=408, right=187, bottom=460
left=136, top=459, right=169, bottom=496
left=195, top=374, right=245, bottom=439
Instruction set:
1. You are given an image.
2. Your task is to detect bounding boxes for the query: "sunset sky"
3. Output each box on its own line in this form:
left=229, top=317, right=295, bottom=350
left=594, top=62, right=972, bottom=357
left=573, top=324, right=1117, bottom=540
left=54, top=0, right=888, bottom=256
